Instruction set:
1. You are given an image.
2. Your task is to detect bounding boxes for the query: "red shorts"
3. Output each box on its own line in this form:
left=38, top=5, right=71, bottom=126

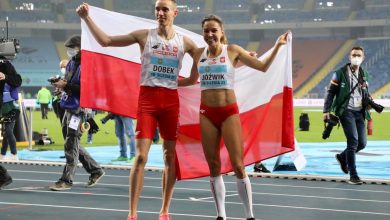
left=200, top=103, right=239, bottom=129
left=136, top=86, right=179, bottom=140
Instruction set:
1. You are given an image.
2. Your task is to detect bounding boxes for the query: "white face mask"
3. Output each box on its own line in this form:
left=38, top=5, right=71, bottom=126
left=60, top=67, right=66, bottom=75
left=351, top=57, right=363, bottom=66
left=67, top=48, right=79, bottom=58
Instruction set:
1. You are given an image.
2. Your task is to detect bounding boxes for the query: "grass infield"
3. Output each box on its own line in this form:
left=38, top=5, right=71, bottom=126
left=26, top=107, right=389, bottom=151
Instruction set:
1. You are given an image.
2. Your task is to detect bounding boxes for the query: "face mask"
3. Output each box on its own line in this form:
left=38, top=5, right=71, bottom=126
left=67, top=48, right=79, bottom=58
left=351, top=57, right=363, bottom=66
left=60, top=67, right=66, bottom=75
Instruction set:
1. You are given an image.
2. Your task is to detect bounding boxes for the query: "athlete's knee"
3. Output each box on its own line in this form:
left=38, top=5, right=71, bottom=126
left=232, top=162, right=245, bottom=178
left=134, top=154, right=148, bottom=167
left=163, top=150, right=175, bottom=164
left=208, top=161, right=221, bottom=176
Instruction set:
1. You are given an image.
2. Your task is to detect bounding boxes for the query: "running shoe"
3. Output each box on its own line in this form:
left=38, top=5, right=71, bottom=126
left=112, top=156, right=128, bottom=162
left=50, top=180, right=72, bottom=191
left=159, top=214, right=170, bottom=220
left=335, top=154, right=348, bottom=174
left=253, top=163, right=270, bottom=173
left=0, top=175, right=12, bottom=189
left=127, top=156, right=135, bottom=163
left=348, top=176, right=363, bottom=185
left=87, top=171, right=105, bottom=187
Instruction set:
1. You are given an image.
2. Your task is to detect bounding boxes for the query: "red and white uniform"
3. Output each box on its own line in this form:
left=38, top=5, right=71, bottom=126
left=136, top=29, right=185, bottom=140
left=197, top=45, right=235, bottom=91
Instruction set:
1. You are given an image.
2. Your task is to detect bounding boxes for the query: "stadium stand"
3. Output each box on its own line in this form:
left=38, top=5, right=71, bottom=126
left=113, top=0, right=154, bottom=19
left=295, top=40, right=356, bottom=98
left=310, top=39, right=390, bottom=98
left=11, top=37, right=60, bottom=87
left=0, top=0, right=388, bottom=98
left=357, top=7, right=390, bottom=19
left=214, top=0, right=250, bottom=10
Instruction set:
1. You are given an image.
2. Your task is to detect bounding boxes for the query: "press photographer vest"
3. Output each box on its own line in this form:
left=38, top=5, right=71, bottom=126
left=3, top=83, right=18, bottom=103
left=60, top=56, right=81, bottom=110
left=1, top=83, right=19, bottom=116
left=331, top=64, right=371, bottom=119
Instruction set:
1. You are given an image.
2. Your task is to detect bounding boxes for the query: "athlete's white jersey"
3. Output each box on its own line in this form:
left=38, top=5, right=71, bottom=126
left=197, top=45, right=235, bottom=91
left=140, top=29, right=185, bottom=89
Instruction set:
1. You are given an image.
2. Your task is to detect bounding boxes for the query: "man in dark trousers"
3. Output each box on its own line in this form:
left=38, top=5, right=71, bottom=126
left=49, top=35, right=104, bottom=191
left=0, top=55, right=22, bottom=189
left=323, top=46, right=370, bottom=185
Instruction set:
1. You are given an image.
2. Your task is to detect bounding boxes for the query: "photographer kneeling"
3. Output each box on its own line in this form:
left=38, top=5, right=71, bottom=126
left=49, top=35, right=104, bottom=191
left=323, top=46, right=383, bottom=185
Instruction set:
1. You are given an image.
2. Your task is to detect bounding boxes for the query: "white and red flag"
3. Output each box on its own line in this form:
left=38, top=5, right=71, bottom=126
left=80, top=6, right=295, bottom=180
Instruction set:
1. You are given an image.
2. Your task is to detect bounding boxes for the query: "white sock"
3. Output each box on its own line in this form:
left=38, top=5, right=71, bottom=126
left=210, top=175, right=226, bottom=219
left=236, top=176, right=254, bottom=219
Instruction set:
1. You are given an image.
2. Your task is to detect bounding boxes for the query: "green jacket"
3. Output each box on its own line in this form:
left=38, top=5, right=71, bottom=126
left=324, top=64, right=371, bottom=120
left=36, top=87, right=52, bottom=104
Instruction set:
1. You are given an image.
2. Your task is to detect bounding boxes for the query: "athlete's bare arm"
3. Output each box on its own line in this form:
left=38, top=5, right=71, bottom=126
left=178, top=47, right=203, bottom=87
left=183, top=36, right=198, bottom=58
left=229, top=32, right=288, bottom=72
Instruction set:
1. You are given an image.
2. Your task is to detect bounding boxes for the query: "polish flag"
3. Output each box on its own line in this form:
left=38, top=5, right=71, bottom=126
left=80, top=6, right=295, bottom=180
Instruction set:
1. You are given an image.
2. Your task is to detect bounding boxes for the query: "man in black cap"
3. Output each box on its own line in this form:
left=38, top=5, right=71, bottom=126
left=49, top=35, right=104, bottom=191
left=0, top=54, right=22, bottom=189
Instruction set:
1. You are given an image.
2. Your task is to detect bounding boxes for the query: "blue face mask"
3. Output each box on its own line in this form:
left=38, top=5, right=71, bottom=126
left=66, top=48, right=79, bottom=58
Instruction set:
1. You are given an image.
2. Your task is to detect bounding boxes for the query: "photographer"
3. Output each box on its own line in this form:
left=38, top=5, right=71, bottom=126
left=0, top=55, right=22, bottom=188
left=323, top=46, right=372, bottom=185
left=49, top=35, right=104, bottom=191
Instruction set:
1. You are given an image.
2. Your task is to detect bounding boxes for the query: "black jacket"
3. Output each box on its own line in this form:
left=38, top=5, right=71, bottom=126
left=0, top=56, right=22, bottom=111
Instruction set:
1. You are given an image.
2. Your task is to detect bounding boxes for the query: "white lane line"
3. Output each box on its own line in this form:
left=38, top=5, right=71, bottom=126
left=249, top=182, right=390, bottom=194
left=189, top=193, right=238, bottom=201
left=1, top=194, right=390, bottom=217
left=10, top=178, right=210, bottom=191
left=6, top=178, right=390, bottom=205
left=11, top=178, right=390, bottom=203
left=251, top=191, right=390, bottom=204
left=9, top=169, right=390, bottom=194
left=0, top=201, right=241, bottom=219
left=252, top=202, right=390, bottom=216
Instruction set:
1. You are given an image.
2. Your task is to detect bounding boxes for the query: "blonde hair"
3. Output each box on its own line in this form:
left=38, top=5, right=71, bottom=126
left=201, top=14, right=228, bottom=44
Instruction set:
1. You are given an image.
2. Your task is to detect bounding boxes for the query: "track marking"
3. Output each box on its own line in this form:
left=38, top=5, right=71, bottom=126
left=9, top=177, right=390, bottom=205
left=0, top=202, right=243, bottom=219
left=11, top=177, right=390, bottom=198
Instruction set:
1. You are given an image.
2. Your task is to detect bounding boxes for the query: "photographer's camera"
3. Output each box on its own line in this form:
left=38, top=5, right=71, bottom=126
left=101, top=113, right=115, bottom=124
left=322, top=114, right=339, bottom=140
left=48, top=75, right=62, bottom=84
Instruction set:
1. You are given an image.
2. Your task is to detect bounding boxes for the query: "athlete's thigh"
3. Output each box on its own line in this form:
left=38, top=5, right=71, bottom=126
left=200, top=114, right=221, bottom=162
left=221, top=115, right=244, bottom=164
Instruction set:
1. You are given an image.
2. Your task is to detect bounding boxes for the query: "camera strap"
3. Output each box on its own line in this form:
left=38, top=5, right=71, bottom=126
left=337, top=67, right=363, bottom=109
